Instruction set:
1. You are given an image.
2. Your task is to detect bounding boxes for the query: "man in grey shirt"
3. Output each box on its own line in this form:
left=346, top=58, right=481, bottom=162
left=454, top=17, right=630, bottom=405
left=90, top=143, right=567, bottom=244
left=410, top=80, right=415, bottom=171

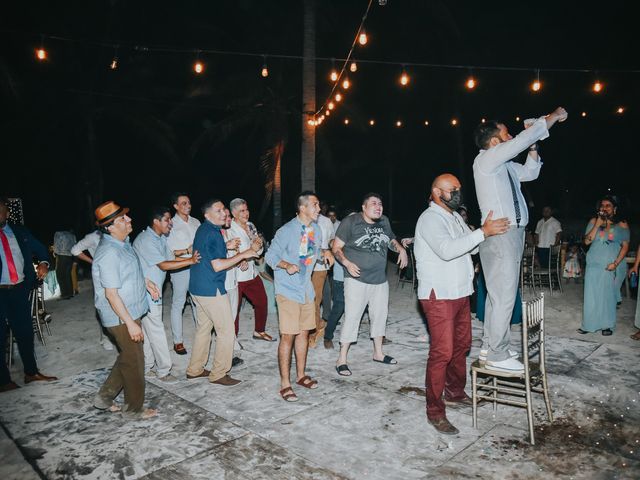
left=332, top=193, right=408, bottom=376
left=472, top=107, right=567, bottom=373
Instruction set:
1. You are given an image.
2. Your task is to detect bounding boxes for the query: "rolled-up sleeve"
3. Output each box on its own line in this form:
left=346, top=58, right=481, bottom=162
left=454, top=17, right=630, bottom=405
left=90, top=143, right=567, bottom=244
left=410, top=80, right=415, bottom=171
left=266, top=228, right=286, bottom=269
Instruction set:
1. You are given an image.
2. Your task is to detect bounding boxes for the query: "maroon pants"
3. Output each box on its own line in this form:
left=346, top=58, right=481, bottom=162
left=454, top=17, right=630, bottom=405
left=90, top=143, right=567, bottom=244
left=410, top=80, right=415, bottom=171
left=419, top=290, right=472, bottom=420
left=235, top=276, right=268, bottom=335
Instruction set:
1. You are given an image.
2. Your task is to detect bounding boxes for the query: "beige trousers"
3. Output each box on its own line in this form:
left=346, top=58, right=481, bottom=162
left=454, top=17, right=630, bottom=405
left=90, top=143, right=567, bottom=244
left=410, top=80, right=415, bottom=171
left=187, top=294, right=234, bottom=382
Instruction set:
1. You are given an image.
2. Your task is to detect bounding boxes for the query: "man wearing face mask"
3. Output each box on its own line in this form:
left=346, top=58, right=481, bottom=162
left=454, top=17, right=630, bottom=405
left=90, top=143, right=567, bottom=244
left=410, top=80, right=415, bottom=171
left=473, top=107, right=568, bottom=373
left=414, top=175, right=509, bottom=434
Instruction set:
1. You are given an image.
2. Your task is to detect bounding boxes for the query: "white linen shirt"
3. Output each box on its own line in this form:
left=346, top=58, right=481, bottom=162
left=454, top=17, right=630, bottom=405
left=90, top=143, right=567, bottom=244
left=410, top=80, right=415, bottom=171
left=535, top=217, right=562, bottom=248
left=228, top=219, right=263, bottom=282
left=473, top=117, right=549, bottom=227
left=313, top=214, right=334, bottom=272
left=167, top=215, right=201, bottom=258
left=71, top=231, right=101, bottom=257
left=414, top=202, right=485, bottom=300
left=222, top=228, right=238, bottom=291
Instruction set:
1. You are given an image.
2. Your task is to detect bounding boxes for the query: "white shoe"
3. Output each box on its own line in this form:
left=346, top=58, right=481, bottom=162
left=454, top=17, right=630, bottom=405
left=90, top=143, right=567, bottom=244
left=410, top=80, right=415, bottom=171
left=485, top=358, right=524, bottom=373
left=100, top=338, right=114, bottom=351
left=158, top=374, right=179, bottom=383
left=479, top=349, right=518, bottom=361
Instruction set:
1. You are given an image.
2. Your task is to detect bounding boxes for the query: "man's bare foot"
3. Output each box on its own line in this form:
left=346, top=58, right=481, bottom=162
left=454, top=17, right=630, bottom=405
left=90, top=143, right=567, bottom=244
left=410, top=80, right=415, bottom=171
left=108, top=404, right=121, bottom=413
left=141, top=408, right=158, bottom=419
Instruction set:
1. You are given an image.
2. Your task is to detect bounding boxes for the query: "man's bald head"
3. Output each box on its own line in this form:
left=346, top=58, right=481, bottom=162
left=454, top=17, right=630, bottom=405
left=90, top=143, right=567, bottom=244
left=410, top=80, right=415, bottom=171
left=431, top=173, right=462, bottom=212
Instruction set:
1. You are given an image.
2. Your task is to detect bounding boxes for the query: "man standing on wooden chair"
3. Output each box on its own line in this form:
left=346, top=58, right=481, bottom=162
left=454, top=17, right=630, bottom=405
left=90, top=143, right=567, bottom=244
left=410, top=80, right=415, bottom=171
left=414, top=175, right=509, bottom=434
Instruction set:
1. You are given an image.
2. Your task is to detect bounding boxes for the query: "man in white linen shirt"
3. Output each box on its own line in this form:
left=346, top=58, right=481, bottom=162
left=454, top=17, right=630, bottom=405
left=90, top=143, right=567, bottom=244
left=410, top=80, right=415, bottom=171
left=534, top=206, right=562, bottom=267
left=473, top=107, right=567, bottom=373
left=166, top=192, right=201, bottom=356
left=415, top=173, right=509, bottom=435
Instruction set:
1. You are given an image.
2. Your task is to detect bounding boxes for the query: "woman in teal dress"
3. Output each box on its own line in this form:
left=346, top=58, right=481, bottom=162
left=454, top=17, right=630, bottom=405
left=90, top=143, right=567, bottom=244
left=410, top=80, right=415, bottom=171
left=579, top=196, right=630, bottom=335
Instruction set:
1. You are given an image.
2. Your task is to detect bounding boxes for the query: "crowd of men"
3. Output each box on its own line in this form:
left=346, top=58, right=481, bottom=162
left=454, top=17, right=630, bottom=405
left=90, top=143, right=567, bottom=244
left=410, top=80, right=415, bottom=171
left=0, top=107, right=568, bottom=432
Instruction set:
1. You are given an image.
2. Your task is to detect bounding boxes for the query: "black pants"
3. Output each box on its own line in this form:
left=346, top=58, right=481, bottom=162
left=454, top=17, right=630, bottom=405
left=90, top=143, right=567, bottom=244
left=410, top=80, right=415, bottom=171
left=0, top=283, right=39, bottom=385
left=56, top=255, right=74, bottom=298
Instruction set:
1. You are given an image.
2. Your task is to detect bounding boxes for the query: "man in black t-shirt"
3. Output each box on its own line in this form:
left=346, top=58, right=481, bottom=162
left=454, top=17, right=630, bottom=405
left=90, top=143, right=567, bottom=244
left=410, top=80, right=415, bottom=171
left=331, top=193, right=408, bottom=376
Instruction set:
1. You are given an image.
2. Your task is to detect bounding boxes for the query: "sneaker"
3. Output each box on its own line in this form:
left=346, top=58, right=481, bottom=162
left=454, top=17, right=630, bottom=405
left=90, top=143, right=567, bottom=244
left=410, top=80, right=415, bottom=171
left=157, top=374, right=179, bottom=383
left=485, top=357, right=524, bottom=373
left=479, top=349, right=518, bottom=361
left=100, top=338, right=114, bottom=351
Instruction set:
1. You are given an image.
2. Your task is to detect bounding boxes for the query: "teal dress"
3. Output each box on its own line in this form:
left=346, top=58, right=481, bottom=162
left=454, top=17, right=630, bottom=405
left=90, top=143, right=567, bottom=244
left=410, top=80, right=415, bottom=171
left=581, top=221, right=630, bottom=332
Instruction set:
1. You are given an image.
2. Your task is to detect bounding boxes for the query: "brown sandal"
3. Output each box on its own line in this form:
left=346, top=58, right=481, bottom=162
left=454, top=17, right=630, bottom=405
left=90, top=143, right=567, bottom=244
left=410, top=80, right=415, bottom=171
left=280, top=386, right=299, bottom=402
left=253, top=331, right=276, bottom=342
left=296, top=375, right=318, bottom=389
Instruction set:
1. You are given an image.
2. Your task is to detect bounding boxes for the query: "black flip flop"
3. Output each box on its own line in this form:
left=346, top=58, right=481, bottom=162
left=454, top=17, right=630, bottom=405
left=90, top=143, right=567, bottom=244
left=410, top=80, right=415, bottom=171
left=373, top=355, right=398, bottom=365
left=336, top=364, right=352, bottom=376
left=576, top=329, right=589, bottom=334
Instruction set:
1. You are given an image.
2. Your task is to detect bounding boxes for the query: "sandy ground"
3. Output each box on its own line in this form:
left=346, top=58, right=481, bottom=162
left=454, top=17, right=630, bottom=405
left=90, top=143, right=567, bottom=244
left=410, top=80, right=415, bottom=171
left=1, top=270, right=639, bottom=480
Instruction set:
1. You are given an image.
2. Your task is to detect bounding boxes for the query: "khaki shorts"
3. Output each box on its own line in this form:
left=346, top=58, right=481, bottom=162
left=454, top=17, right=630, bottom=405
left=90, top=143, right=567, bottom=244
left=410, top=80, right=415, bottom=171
left=276, top=294, right=315, bottom=335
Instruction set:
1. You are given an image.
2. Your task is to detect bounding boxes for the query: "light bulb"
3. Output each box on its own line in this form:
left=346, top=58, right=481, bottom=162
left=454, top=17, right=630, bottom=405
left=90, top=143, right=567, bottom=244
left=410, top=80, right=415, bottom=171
left=194, top=61, right=204, bottom=74
left=335, top=93, right=342, bottom=102
left=350, top=62, right=357, bottom=72
left=330, top=70, right=338, bottom=82
left=36, top=48, right=47, bottom=61
left=466, top=77, right=476, bottom=89
left=451, top=119, right=458, bottom=126
left=516, top=116, right=520, bottom=122
left=531, top=80, right=541, bottom=92
left=110, top=58, right=118, bottom=70
left=481, top=118, right=486, bottom=123
left=593, top=81, right=603, bottom=93
left=261, top=65, right=269, bottom=77
left=581, top=111, right=587, bottom=117
left=328, top=102, right=335, bottom=110
left=358, top=31, right=368, bottom=45
left=424, top=120, right=429, bottom=126
left=396, top=120, right=402, bottom=127
left=369, top=119, right=375, bottom=126
left=325, top=110, right=330, bottom=116
left=307, top=119, right=315, bottom=126
left=342, top=78, right=350, bottom=89
left=344, top=118, right=350, bottom=125
left=400, top=70, right=409, bottom=86
left=617, top=107, right=624, bottom=114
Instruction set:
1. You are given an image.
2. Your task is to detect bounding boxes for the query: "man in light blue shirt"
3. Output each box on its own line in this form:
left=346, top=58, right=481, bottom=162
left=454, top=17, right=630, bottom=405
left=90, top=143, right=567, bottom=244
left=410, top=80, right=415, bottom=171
left=92, top=201, right=160, bottom=419
left=266, top=191, right=333, bottom=402
left=133, top=206, right=200, bottom=383
left=472, top=107, right=568, bottom=373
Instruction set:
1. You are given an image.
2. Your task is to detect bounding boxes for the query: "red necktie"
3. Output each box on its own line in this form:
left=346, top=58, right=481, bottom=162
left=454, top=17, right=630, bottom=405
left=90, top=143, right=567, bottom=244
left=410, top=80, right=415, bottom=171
left=0, top=228, right=19, bottom=283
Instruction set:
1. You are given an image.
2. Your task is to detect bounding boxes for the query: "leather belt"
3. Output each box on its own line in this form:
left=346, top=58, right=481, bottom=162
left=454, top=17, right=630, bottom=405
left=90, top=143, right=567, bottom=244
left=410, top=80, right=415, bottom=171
left=0, top=282, right=23, bottom=289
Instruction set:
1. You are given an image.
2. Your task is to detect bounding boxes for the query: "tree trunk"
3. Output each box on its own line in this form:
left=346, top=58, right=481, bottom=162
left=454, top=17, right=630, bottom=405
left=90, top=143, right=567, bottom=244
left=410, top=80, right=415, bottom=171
left=300, top=0, right=316, bottom=191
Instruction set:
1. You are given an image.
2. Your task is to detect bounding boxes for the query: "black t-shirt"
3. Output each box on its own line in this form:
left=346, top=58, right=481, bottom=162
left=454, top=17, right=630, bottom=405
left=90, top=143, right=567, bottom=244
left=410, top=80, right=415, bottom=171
left=335, top=213, right=396, bottom=285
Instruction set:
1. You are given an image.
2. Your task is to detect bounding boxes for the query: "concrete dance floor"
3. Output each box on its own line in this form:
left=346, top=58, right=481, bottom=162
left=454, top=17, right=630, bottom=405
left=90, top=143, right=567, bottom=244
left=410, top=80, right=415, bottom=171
left=1, top=274, right=639, bottom=479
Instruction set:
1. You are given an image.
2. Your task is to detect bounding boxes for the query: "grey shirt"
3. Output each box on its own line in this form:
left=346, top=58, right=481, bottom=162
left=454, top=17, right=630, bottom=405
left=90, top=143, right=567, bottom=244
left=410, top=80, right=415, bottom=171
left=335, top=213, right=396, bottom=285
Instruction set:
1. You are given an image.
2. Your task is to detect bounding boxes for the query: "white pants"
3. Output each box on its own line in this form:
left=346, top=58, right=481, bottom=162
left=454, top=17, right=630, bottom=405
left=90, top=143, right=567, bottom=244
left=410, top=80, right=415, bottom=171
left=142, top=303, right=172, bottom=377
left=169, top=269, right=194, bottom=344
left=340, top=278, right=389, bottom=344
left=227, top=287, right=242, bottom=356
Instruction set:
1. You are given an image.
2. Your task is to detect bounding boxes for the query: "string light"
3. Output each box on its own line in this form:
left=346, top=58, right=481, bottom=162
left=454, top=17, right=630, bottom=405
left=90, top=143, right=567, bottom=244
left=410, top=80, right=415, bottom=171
left=369, top=119, right=375, bottom=126
left=531, top=69, right=541, bottom=92
left=35, top=47, right=47, bottom=61
left=330, top=69, right=338, bottom=82
left=592, top=80, right=603, bottom=93
left=400, top=67, right=409, bottom=86
left=261, top=55, right=269, bottom=77
left=516, top=116, right=520, bottom=122
left=581, top=111, right=587, bottom=117
left=358, top=29, right=368, bottom=45
left=328, top=102, right=335, bottom=110
left=424, top=120, right=429, bottom=126
left=342, top=78, right=351, bottom=89
left=481, top=118, right=486, bottom=123
left=396, top=120, right=402, bottom=127
left=465, top=75, right=476, bottom=90
left=616, top=107, right=625, bottom=114
left=193, top=51, right=204, bottom=74
left=350, top=61, right=358, bottom=72
left=335, top=93, right=343, bottom=102
left=451, top=118, right=458, bottom=126
left=344, top=118, right=350, bottom=125
left=325, top=110, right=330, bottom=116
left=110, top=57, right=118, bottom=70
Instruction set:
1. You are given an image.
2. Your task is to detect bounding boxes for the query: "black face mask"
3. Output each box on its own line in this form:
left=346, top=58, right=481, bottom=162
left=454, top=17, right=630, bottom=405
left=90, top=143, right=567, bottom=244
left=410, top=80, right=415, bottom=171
left=441, top=189, right=464, bottom=211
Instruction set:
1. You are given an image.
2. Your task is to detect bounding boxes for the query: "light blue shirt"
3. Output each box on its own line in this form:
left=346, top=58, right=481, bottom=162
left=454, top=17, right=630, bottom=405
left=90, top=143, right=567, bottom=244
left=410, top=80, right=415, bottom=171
left=92, top=234, right=148, bottom=327
left=265, top=217, right=321, bottom=304
left=133, top=227, right=174, bottom=305
left=0, top=224, right=25, bottom=285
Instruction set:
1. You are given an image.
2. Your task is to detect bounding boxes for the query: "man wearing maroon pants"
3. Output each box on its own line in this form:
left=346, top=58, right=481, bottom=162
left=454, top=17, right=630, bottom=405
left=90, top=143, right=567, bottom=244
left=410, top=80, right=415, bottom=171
left=413, top=174, right=508, bottom=434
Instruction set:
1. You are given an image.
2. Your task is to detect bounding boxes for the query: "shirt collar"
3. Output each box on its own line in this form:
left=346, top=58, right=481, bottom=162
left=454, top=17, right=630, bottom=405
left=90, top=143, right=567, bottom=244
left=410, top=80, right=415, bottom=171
left=104, top=234, right=130, bottom=246
left=205, top=219, right=222, bottom=230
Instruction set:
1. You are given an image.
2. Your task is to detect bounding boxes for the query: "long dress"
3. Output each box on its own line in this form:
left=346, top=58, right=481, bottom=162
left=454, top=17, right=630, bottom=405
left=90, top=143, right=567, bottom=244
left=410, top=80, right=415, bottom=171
left=581, top=221, right=630, bottom=332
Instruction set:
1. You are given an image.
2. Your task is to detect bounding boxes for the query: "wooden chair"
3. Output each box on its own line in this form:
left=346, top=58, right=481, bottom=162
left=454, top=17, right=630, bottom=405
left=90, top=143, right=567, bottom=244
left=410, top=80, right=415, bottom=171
left=471, top=293, right=553, bottom=445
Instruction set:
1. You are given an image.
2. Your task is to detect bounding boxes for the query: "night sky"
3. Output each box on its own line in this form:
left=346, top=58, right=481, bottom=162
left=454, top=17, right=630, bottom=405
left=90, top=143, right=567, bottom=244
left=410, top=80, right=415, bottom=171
left=1, top=0, right=637, bottom=242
